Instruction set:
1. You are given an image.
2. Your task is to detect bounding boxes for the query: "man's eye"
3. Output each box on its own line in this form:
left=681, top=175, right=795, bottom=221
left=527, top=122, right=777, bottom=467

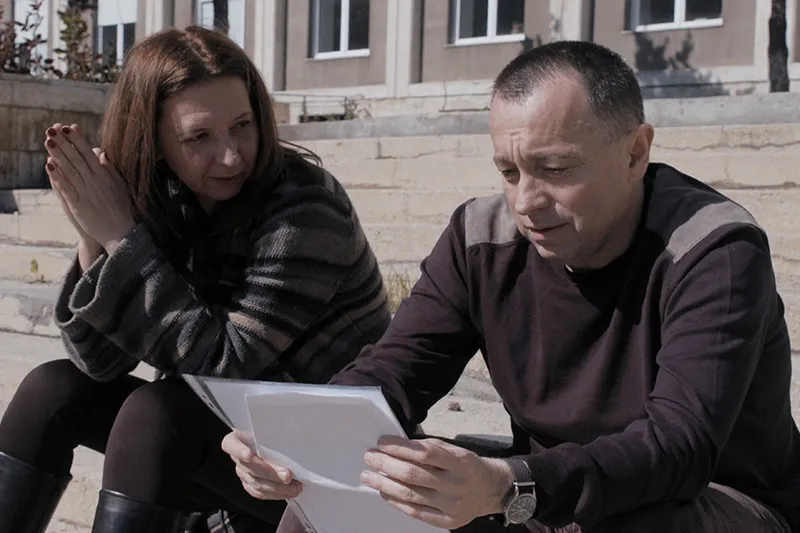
left=501, top=169, right=519, bottom=180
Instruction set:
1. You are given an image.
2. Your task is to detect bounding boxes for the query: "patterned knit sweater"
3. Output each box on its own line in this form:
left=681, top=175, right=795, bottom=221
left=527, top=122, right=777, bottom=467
left=53, top=158, right=391, bottom=384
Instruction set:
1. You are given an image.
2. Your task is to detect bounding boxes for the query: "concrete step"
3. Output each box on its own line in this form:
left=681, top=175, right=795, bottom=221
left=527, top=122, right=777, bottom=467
left=0, top=280, right=59, bottom=337
left=0, top=241, right=73, bottom=283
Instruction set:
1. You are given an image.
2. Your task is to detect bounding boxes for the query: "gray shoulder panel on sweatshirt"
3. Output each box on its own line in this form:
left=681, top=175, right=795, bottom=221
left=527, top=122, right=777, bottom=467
left=646, top=170, right=763, bottom=263
left=463, top=194, right=520, bottom=249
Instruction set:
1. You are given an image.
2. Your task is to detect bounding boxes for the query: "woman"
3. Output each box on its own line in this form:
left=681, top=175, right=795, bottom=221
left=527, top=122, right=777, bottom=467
left=0, top=25, right=391, bottom=533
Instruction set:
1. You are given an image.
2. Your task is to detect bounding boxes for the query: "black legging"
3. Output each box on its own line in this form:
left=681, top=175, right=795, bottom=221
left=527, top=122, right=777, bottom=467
left=0, top=359, right=285, bottom=523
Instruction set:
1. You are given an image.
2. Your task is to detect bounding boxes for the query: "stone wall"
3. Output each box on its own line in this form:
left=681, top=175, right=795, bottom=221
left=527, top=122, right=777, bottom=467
left=0, top=73, right=114, bottom=190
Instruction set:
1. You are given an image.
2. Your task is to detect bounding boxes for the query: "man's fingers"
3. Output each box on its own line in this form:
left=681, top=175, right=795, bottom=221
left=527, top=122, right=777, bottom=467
left=379, top=494, right=453, bottom=529
left=363, top=451, right=441, bottom=490
left=360, top=470, right=440, bottom=509
left=375, top=436, right=462, bottom=469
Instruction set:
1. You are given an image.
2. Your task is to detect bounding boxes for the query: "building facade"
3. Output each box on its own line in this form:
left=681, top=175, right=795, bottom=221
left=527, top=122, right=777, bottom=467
left=2, top=0, right=799, bottom=122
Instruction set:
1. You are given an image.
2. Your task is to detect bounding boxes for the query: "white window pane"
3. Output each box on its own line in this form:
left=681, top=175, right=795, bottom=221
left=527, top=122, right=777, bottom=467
left=97, top=0, right=136, bottom=26
left=685, top=0, right=722, bottom=21
left=347, top=0, right=369, bottom=50
left=458, top=0, right=489, bottom=39
left=228, top=0, right=246, bottom=48
left=496, top=0, right=524, bottom=36
left=314, top=0, right=342, bottom=53
left=197, top=0, right=214, bottom=26
left=637, top=0, right=675, bottom=25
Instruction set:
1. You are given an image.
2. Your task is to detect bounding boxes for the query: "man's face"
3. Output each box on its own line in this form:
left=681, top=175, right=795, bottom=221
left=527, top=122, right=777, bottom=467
left=489, top=75, right=652, bottom=269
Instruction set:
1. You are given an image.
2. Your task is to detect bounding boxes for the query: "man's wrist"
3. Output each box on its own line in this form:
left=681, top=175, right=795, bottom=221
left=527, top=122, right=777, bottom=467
left=480, top=457, right=515, bottom=516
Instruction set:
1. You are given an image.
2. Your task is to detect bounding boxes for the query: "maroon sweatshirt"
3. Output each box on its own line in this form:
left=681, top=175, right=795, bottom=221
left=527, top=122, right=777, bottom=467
left=330, top=163, right=800, bottom=529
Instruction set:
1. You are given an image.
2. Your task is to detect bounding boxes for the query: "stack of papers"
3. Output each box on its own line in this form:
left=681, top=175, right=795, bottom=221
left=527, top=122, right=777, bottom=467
left=184, top=375, right=445, bottom=533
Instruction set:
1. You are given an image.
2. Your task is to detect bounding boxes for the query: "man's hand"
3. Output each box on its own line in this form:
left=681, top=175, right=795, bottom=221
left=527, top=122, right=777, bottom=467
left=221, top=430, right=303, bottom=501
left=360, top=436, right=514, bottom=530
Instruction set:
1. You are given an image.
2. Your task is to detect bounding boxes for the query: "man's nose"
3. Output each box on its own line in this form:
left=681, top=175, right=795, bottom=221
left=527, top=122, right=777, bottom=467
left=515, top=174, right=551, bottom=215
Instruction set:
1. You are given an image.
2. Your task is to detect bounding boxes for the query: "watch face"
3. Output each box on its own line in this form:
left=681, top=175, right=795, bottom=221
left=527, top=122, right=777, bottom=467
left=506, top=493, right=537, bottom=524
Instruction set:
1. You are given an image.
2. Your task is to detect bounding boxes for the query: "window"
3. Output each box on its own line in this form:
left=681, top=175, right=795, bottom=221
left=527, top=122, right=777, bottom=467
left=629, top=0, right=722, bottom=32
left=310, top=0, right=370, bottom=59
left=13, top=0, right=49, bottom=61
left=450, top=0, right=525, bottom=45
left=196, top=0, right=246, bottom=49
left=96, top=0, right=137, bottom=64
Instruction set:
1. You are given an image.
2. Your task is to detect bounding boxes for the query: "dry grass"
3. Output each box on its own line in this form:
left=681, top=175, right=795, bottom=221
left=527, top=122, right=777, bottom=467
left=383, top=268, right=415, bottom=314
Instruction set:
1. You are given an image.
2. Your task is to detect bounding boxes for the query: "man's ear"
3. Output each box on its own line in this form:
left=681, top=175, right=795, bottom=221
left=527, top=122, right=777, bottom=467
left=628, top=123, right=654, bottom=173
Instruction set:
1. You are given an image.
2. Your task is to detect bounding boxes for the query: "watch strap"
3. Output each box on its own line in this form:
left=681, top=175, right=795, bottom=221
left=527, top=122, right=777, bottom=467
left=505, top=456, right=533, bottom=486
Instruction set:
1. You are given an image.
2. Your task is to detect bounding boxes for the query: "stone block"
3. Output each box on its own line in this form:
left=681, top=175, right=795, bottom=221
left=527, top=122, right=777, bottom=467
left=406, top=189, right=498, bottom=224
left=10, top=77, right=110, bottom=114
left=378, top=135, right=461, bottom=159
left=301, top=138, right=380, bottom=165
left=456, top=135, right=493, bottom=158
left=17, top=213, right=77, bottom=245
left=653, top=123, right=800, bottom=153
left=11, top=106, right=52, bottom=151
left=656, top=153, right=800, bottom=188
left=363, top=223, right=447, bottom=263
left=347, top=189, right=407, bottom=225
left=326, top=158, right=398, bottom=189
left=394, top=156, right=498, bottom=191
left=0, top=213, right=20, bottom=240
left=0, top=106, right=11, bottom=150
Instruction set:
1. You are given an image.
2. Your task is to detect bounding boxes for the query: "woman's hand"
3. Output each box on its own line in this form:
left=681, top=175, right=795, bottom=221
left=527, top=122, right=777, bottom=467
left=222, top=430, right=303, bottom=500
left=44, top=123, right=135, bottom=254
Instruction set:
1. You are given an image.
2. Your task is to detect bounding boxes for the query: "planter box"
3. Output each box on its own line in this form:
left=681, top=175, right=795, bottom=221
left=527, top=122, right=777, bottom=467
left=0, top=73, right=113, bottom=190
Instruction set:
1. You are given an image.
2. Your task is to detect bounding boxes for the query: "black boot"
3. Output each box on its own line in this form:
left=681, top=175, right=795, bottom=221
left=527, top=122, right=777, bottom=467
left=91, top=489, right=190, bottom=532
left=0, top=450, right=72, bottom=533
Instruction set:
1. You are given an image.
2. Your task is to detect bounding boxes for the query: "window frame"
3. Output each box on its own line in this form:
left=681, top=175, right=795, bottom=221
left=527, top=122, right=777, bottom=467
left=195, top=0, right=247, bottom=49
left=629, top=0, right=723, bottom=32
left=310, top=0, right=371, bottom=60
left=451, top=0, right=526, bottom=46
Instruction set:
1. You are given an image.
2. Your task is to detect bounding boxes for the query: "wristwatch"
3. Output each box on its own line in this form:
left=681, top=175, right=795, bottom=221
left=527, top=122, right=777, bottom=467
left=501, top=457, right=537, bottom=526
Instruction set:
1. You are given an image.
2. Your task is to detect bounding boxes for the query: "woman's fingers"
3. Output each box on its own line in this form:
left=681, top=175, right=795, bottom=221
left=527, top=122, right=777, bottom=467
left=235, top=462, right=303, bottom=500
left=45, top=158, right=78, bottom=203
left=60, top=123, right=105, bottom=175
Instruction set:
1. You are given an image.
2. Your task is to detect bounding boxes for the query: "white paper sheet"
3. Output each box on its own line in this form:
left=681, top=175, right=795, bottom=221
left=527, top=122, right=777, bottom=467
left=246, top=390, right=444, bottom=533
left=182, top=375, right=445, bottom=533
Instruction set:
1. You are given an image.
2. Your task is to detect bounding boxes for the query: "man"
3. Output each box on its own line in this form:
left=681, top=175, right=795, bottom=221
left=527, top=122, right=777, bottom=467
left=223, top=41, right=800, bottom=532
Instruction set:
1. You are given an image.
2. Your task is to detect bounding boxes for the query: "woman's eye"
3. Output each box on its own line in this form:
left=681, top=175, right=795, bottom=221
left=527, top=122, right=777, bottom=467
left=234, top=120, right=251, bottom=129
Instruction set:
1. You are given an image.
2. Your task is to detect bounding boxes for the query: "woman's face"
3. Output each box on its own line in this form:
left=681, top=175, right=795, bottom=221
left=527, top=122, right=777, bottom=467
left=157, top=76, right=259, bottom=212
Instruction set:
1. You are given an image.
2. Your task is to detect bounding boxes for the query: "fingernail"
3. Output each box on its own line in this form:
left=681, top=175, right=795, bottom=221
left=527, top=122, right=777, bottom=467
left=46, top=139, right=55, bottom=148
left=360, top=471, right=372, bottom=484
left=46, top=162, right=55, bottom=171
left=278, top=469, right=290, bottom=483
left=61, top=126, right=71, bottom=135
left=46, top=127, right=56, bottom=136
left=364, top=452, right=374, bottom=464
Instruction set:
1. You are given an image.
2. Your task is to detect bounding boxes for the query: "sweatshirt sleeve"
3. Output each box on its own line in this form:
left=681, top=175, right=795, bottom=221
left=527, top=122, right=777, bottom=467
left=518, top=225, right=778, bottom=528
left=329, top=204, right=481, bottom=434
left=61, top=184, right=360, bottom=381
left=54, top=254, right=140, bottom=382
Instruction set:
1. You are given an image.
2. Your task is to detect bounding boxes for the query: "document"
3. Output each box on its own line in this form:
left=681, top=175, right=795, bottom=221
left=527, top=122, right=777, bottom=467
left=183, top=375, right=445, bottom=533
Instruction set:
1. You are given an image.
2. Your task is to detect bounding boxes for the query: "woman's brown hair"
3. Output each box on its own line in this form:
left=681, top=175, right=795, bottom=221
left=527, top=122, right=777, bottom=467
left=99, top=25, right=316, bottom=250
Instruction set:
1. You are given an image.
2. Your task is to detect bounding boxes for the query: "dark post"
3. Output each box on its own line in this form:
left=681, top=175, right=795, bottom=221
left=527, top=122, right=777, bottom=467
left=768, top=0, right=789, bottom=92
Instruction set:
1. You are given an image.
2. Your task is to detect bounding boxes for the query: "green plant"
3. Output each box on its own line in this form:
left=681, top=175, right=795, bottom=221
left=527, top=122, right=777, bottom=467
left=383, top=269, right=414, bottom=314
left=52, top=4, right=119, bottom=83
left=1, top=1, right=118, bottom=83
